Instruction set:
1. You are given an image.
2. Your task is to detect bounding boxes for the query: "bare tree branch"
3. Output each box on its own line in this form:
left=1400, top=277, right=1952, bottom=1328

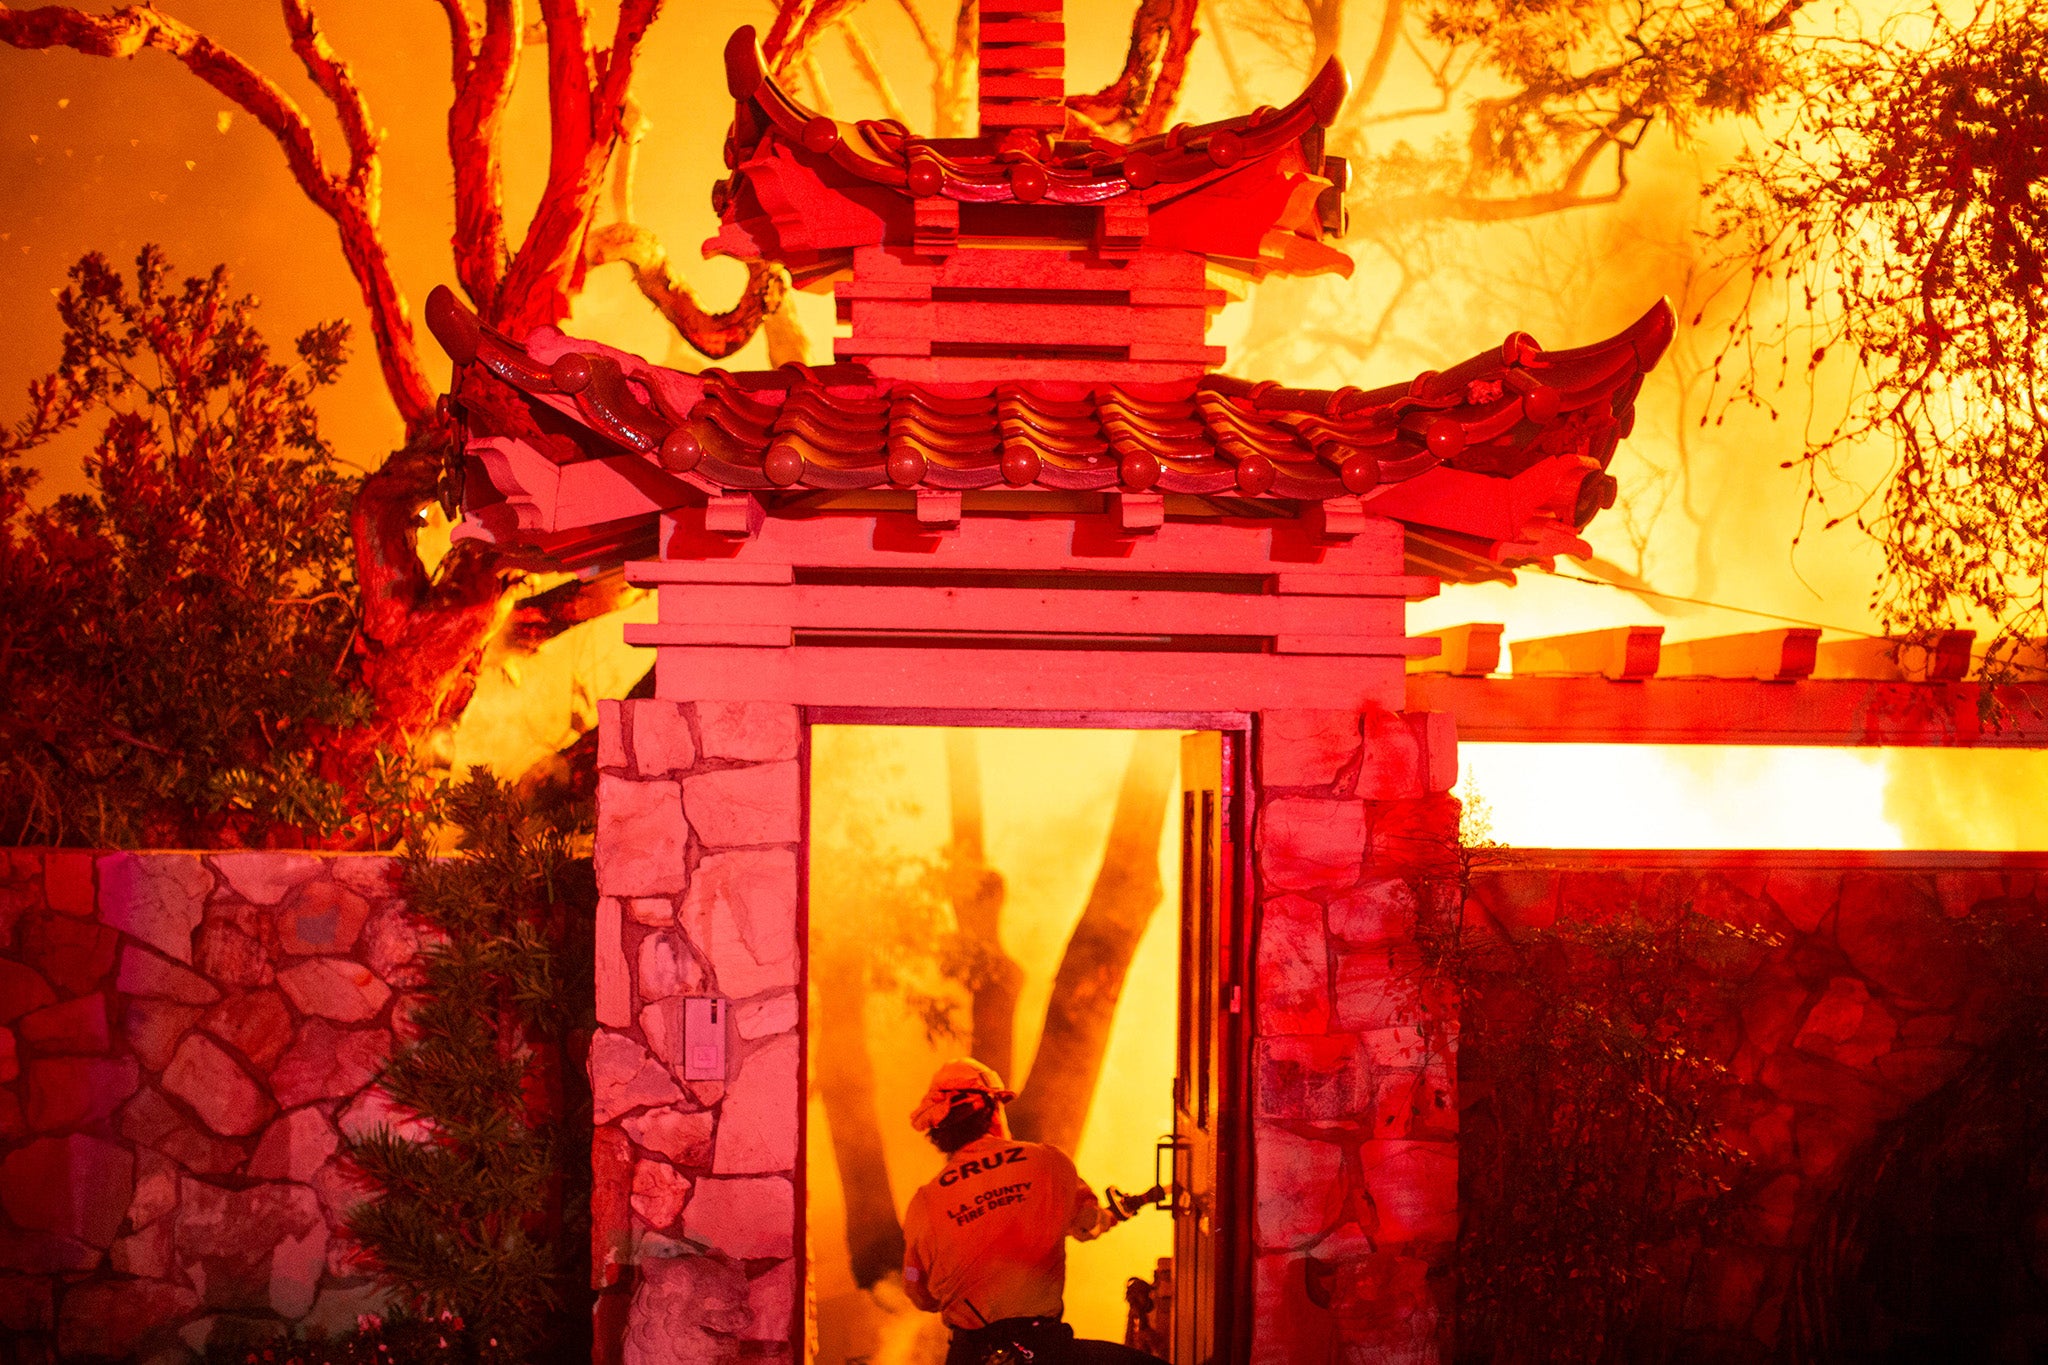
left=280, top=0, right=376, bottom=187
left=935, top=0, right=975, bottom=137
left=586, top=226, right=790, bottom=359
left=433, top=0, right=476, bottom=81
left=446, top=0, right=521, bottom=314
left=1067, top=0, right=1198, bottom=141
left=762, top=0, right=864, bottom=79
left=841, top=16, right=909, bottom=125
left=1379, top=110, right=1639, bottom=225
left=486, top=566, right=642, bottom=660
left=1353, top=0, right=1404, bottom=111
left=497, top=0, right=663, bottom=337
left=0, top=2, right=437, bottom=425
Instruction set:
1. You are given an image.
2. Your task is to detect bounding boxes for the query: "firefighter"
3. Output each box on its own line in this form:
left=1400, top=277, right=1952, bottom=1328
left=902, top=1058, right=1169, bottom=1365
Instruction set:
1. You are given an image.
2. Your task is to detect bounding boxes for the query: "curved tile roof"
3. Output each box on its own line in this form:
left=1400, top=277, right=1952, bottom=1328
left=706, top=27, right=1353, bottom=281
left=426, top=286, right=1672, bottom=562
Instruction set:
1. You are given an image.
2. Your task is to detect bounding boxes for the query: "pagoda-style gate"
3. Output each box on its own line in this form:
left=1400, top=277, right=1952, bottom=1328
left=430, top=5, right=1671, bottom=1360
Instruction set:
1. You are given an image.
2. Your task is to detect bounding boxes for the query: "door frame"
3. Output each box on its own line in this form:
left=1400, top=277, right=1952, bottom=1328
left=802, top=706, right=1257, bottom=1362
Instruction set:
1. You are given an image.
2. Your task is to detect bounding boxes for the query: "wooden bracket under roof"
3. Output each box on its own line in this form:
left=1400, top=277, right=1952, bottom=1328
left=1660, top=628, right=1820, bottom=681
left=1813, top=630, right=1975, bottom=683
left=1408, top=623, right=1503, bottom=676
left=1509, top=625, right=1665, bottom=680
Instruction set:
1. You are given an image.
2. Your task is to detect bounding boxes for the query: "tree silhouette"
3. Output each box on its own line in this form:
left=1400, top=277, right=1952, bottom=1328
left=1712, top=0, right=2048, bottom=665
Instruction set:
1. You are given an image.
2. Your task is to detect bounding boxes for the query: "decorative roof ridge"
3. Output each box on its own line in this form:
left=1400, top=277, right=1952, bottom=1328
left=718, top=24, right=1347, bottom=209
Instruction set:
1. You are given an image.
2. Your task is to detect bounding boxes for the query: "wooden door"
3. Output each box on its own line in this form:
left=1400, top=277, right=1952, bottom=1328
left=1171, top=730, right=1248, bottom=1365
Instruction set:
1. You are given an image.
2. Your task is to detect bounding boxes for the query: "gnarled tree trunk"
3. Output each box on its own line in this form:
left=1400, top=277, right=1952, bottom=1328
left=946, top=731, right=1024, bottom=1082
left=1010, top=730, right=1179, bottom=1150
left=816, top=944, right=906, bottom=1288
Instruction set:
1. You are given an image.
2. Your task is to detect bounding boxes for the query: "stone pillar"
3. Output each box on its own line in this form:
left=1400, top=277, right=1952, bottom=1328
left=1249, top=706, right=1460, bottom=1365
left=591, top=699, right=806, bottom=1364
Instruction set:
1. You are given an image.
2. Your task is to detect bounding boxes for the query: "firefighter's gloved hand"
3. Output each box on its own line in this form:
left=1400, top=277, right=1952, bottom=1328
left=1104, top=1184, right=1166, bottom=1223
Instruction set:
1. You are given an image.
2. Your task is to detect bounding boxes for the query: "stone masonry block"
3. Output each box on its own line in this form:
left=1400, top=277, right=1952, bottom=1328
left=713, top=1034, right=800, bottom=1174
left=1354, top=706, right=1424, bottom=800
left=1328, top=879, right=1419, bottom=947
left=683, top=1176, right=795, bottom=1259
left=97, top=852, right=210, bottom=963
left=1253, top=1124, right=1344, bottom=1249
left=277, top=957, right=390, bottom=1023
left=277, top=880, right=372, bottom=956
left=248, top=1105, right=342, bottom=1183
left=1250, top=1253, right=1335, bottom=1365
left=0, top=960, right=57, bottom=1021
left=626, top=896, right=676, bottom=928
left=1355, top=1140, right=1458, bottom=1245
left=629, top=700, right=697, bottom=777
left=1260, top=711, right=1362, bottom=788
left=737, top=992, right=798, bottom=1040
left=1256, top=895, right=1330, bottom=1036
left=593, top=1125, right=633, bottom=1289
left=632, top=1159, right=692, bottom=1229
left=1762, top=870, right=1840, bottom=934
left=685, top=849, right=800, bottom=999
left=1, top=1134, right=133, bottom=1247
left=162, top=1034, right=273, bottom=1137
left=590, top=1031, right=684, bottom=1125
left=176, top=1179, right=323, bottom=1309
left=1365, top=796, right=1461, bottom=879
left=25, top=1056, right=138, bottom=1131
left=124, top=998, right=206, bottom=1071
left=745, top=1259, right=797, bottom=1341
left=211, top=852, right=323, bottom=906
left=1333, top=944, right=1426, bottom=1033
left=698, top=702, right=801, bottom=763
left=599, top=699, right=629, bottom=771
left=1255, top=1035, right=1369, bottom=1123
left=19, top=994, right=109, bottom=1054
left=1258, top=799, right=1367, bottom=892
left=623, top=1107, right=715, bottom=1166
left=596, top=775, right=689, bottom=897
left=202, top=988, right=294, bottom=1070
left=42, top=852, right=95, bottom=916
left=1836, top=872, right=1963, bottom=1007
left=596, top=894, right=631, bottom=1028
left=1327, top=1251, right=1442, bottom=1362
left=22, top=914, right=118, bottom=995
left=682, top=762, right=802, bottom=847
left=1413, top=710, right=1458, bottom=794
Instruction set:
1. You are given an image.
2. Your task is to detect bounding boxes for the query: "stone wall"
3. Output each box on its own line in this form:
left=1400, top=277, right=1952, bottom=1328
left=1249, top=705, right=1460, bottom=1365
left=0, top=848, right=425, bottom=1363
left=589, top=698, right=804, bottom=1365
left=1464, top=855, right=2048, bottom=1361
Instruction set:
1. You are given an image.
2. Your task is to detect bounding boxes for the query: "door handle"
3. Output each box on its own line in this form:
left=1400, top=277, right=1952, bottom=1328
left=1157, top=1134, right=1193, bottom=1217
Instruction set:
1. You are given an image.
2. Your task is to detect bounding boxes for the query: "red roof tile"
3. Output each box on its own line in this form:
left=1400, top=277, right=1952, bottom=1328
left=425, top=287, right=1672, bottom=566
